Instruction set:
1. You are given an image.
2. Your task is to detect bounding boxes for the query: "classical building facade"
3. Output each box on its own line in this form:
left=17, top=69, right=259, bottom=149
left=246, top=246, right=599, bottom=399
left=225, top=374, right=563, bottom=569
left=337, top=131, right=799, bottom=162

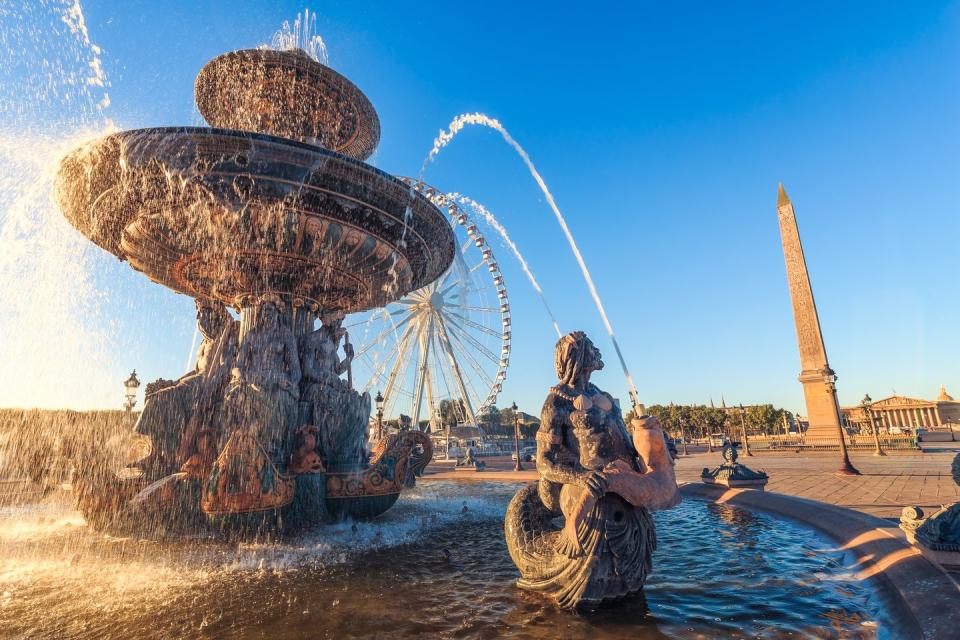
left=841, top=386, right=960, bottom=432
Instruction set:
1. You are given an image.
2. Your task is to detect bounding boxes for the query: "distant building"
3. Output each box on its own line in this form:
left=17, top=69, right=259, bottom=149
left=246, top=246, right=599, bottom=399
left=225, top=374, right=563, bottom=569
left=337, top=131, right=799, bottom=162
left=841, top=386, right=960, bottom=432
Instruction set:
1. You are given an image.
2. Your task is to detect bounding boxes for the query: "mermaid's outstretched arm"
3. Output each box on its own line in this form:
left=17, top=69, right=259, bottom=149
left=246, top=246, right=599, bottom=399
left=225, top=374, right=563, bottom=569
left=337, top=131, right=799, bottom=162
left=604, top=416, right=680, bottom=511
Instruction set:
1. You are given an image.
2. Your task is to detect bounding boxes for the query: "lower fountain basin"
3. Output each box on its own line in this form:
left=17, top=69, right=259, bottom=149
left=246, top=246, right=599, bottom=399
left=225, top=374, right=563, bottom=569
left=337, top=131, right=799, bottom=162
left=54, top=127, right=455, bottom=312
left=0, top=482, right=888, bottom=639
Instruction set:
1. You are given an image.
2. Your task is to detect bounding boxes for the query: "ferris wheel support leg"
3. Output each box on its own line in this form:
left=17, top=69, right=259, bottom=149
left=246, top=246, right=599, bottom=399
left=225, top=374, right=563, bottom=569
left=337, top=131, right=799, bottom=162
left=383, top=322, right=418, bottom=412
left=410, top=315, right=434, bottom=429
left=434, top=312, right=478, bottom=427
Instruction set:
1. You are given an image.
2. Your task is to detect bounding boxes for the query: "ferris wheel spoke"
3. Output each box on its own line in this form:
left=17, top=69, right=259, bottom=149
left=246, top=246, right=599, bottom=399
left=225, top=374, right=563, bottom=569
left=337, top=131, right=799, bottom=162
left=353, top=185, right=509, bottom=426
left=354, top=312, right=415, bottom=359
left=443, top=316, right=501, bottom=365
left=444, top=326, right=498, bottom=391
left=434, top=331, right=480, bottom=420
left=444, top=310, right=504, bottom=340
left=430, top=332, right=462, bottom=421
left=432, top=313, right=479, bottom=425
left=378, top=320, right=418, bottom=402
left=410, top=314, right=434, bottom=428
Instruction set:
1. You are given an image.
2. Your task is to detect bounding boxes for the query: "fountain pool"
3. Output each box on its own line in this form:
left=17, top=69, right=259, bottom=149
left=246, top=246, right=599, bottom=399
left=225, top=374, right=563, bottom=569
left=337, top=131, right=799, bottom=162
left=0, top=481, right=883, bottom=639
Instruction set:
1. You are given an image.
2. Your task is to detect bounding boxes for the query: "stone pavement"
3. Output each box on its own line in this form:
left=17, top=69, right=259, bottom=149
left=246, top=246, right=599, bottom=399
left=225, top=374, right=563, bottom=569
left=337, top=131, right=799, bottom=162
left=423, top=443, right=960, bottom=521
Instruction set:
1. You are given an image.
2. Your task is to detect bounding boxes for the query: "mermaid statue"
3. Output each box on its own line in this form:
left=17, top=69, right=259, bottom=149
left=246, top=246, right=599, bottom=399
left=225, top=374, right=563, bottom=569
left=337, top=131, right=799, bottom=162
left=504, top=331, right=680, bottom=609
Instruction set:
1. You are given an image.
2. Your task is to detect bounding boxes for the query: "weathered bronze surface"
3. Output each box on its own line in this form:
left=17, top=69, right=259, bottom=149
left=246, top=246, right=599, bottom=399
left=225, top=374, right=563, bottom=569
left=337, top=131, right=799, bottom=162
left=901, top=453, right=960, bottom=555
left=55, top=127, right=453, bottom=313
left=504, top=332, right=680, bottom=609
left=700, top=442, right=769, bottom=489
left=54, top=45, right=445, bottom=536
left=195, top=48, right=380, bottom=159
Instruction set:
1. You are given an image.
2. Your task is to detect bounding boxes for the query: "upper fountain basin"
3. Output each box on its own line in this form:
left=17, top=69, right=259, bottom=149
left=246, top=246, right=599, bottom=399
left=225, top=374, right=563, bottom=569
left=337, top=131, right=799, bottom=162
left=55, top=126, right=455, bottom=313
left=195, top=48, right=380, bottom=160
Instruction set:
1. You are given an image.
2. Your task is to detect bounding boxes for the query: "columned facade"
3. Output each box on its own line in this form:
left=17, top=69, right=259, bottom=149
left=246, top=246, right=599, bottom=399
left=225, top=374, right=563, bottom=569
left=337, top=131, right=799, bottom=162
left=841, top=387, right=960, bottom=433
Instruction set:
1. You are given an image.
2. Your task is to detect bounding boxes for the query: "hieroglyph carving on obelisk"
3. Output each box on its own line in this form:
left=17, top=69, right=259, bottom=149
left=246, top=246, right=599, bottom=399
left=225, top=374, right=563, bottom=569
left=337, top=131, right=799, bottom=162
left=777, top=184, right=844, bottom=440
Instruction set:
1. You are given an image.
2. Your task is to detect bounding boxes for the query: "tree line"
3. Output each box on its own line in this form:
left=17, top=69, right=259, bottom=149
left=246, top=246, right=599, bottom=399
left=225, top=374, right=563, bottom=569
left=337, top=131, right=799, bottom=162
left=625, top=403, right=793, bottom=440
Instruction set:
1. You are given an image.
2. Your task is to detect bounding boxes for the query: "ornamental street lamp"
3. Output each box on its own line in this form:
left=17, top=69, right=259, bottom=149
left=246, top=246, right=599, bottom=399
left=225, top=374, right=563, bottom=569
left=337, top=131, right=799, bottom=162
left=862, top=393, right=885, bottom=457
left=375, top=390, right=384, bottom=441
left=123, top=370, right=140, bottom=412
left=680, top=416, right=689, bottom=456
left=825, top=368, right=860, bottom=475
left=511, top=401, right=523, bottom=471
left=738, top=404, right=753, bottom=456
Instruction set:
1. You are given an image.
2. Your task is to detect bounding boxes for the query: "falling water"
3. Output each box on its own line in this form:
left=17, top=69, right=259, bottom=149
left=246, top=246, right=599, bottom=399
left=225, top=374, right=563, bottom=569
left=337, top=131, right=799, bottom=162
left=268, top=8, right=329, bottom=65
left=0, top=0, right=121, bottom=409
left=426, top=113, right=642, bottom=409
left=183, top=325, right=200, bottom=373
left=447, top=192, right=562, bottom=338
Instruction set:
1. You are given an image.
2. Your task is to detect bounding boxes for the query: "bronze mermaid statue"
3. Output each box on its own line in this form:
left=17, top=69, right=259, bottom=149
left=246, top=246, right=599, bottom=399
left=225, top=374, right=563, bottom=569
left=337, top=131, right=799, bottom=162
left=504, top=331, right=680, bottom=609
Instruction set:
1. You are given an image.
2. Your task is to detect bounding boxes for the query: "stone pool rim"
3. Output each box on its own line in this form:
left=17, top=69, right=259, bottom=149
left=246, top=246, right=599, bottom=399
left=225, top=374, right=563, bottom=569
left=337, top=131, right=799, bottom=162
left=680, top=481, right=960, bottom=640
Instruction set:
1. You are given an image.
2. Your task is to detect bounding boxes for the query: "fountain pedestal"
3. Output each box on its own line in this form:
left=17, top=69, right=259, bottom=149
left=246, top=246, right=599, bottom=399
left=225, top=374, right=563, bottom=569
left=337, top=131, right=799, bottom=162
left=701, top=442, right=769, bottom=490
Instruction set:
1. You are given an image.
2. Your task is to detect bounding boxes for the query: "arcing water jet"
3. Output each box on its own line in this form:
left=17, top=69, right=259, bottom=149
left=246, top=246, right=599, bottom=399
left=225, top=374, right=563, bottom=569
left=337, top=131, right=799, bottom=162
left=426, top=113, right=643, bottom=409
left=447, top=192, right=562, bottom=338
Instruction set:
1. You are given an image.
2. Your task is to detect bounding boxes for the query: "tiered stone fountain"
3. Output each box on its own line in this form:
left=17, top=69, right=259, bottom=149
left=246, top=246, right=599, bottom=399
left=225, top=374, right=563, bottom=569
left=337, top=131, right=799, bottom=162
left=54, top=46, right=454, bottom=536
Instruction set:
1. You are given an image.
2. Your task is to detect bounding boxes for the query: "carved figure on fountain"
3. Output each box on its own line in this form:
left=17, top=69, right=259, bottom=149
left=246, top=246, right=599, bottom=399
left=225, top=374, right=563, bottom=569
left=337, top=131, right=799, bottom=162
left=223, top=297, right=301, bottom=465
left=504, top=332, right=680, bottom=609
left=300, top=311, right=370, bottom=471
left=135, top=299, right=238, bottom=478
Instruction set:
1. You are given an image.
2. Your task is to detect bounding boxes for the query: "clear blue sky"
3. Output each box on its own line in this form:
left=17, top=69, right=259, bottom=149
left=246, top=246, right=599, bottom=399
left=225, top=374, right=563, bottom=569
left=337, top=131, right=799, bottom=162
left=1, top=1, right=957, bottom=413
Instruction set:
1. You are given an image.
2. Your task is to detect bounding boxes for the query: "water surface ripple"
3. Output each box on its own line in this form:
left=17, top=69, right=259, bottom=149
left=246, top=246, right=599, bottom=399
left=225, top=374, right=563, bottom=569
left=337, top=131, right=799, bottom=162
left=0, top=482, right=880, bottom=639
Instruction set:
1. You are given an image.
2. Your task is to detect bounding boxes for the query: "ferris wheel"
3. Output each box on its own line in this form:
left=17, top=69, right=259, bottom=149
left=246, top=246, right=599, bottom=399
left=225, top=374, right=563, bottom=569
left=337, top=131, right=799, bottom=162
left=347, top=183, right=511, bottom=432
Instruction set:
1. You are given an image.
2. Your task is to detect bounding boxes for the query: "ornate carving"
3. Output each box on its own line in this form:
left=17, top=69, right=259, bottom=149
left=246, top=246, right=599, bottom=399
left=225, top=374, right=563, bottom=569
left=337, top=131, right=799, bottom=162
left=195, top=48, right=380, bottom=160
left=326, top=430, right=431, bottom=500
left=701, top=442, right=769, bottom=489
left=201, top=429, right=295, bottom=515
left=55, top=128, right=454, bottom=314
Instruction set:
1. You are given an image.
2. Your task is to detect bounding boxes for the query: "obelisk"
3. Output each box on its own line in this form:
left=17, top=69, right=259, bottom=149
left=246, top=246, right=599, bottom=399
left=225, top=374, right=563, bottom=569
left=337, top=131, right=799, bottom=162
left=776, top=185, right=858, bottom=473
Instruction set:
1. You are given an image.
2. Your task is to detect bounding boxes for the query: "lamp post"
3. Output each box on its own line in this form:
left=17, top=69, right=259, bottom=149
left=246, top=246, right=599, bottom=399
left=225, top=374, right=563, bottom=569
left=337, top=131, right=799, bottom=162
left=862, top=394, right=885, bottom=457
left=738, top=404, right=753, bottom=456
left=375, top=390, right=384, bottom=442
left=511, top=401, right=523, bottom=471
left=706, top=420, right=714, bottom=453
left=680, top=415, right=689, bottom=456
left=123, top=370, right=140, bottom=412
left=825, top=369, right=860, bottom=475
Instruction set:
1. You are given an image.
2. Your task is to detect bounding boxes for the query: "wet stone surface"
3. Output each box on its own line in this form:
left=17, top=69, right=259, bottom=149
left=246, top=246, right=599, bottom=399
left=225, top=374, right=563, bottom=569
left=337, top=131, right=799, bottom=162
left=0, top=482, right=881, bottom=639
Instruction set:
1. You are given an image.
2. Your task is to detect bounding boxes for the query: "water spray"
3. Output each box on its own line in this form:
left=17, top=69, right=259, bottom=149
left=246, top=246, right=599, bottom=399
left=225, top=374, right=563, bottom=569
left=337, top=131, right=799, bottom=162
left=426, top=113, right=643, bottom=411
left=448, top=192, right=562, bottom=339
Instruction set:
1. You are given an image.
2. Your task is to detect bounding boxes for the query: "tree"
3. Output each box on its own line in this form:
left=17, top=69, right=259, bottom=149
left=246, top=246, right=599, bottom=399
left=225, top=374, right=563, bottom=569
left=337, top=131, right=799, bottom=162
left=478, top=404, right=502, bottom=433
left=438, top=398, right=467, bottom=425
left=746, top=404, right=777, bottom=435
left=499, top=406, right=517, bottom=429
